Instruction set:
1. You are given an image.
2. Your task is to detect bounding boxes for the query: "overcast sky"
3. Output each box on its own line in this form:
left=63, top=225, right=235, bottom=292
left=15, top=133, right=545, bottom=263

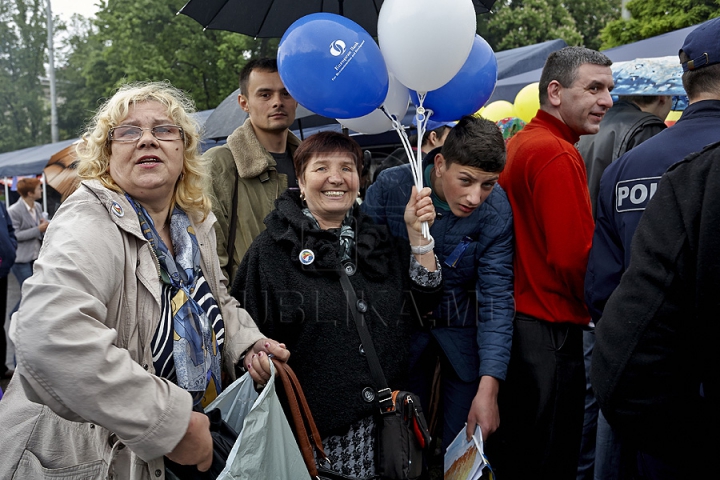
left=50, top=0, right=100, bottom=22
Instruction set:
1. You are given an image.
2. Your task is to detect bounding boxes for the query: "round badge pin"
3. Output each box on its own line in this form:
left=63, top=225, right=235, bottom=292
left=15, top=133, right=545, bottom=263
left=111, top=202, right=124, bottom=217
left=299, top=249, right=315, bottom=265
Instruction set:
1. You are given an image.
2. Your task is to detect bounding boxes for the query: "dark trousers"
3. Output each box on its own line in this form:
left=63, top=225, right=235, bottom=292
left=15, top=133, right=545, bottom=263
left=407, top=333, right=480, bottom=451
left=0, top=275, right=8, bottom=375
left=485, top=313, right=585, bottom=480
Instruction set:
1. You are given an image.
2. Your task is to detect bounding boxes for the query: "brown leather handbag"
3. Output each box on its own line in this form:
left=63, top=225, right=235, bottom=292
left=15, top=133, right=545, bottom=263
left=271, top=358, right=361, bottom=480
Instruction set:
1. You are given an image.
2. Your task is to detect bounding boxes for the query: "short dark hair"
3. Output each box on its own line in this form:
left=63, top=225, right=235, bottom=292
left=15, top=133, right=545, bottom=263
left=408, top=125, right=451, bottom=147
left=539, top=47, right=612, bottom=106
left=239, top=58, right=279, bottom=95
left=17, top=177, right=41, bottom=197
left=441, top=115, right=506, bottom=173
left=293, top=131, right=363, bottom=179
left=679, top=51, right=720, bottom=100
left=619, top=95, right=663, bottom=106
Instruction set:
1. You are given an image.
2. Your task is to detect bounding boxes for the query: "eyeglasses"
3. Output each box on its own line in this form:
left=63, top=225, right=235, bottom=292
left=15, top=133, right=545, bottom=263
left=108, top=124, right=185, bottom=143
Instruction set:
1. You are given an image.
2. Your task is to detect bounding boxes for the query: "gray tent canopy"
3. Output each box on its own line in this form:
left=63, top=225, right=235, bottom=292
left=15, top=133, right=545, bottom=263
left=0, top=138, right=79, bottom=178
left=495, top=38, right=568, bottom=79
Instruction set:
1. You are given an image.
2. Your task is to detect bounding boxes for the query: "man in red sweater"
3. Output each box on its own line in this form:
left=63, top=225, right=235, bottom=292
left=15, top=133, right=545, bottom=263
left=489, top=47, right=614, bottom=479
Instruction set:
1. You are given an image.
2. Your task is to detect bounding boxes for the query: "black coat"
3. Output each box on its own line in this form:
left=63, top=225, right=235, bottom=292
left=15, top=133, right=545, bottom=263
left=232, top=190, right=442, bottom=436
left=591, top=141, right=720, bottom=468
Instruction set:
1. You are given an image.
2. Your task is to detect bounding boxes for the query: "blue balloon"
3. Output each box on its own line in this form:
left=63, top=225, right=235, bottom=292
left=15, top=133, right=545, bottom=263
left=411, top=35, right=497, bottom=122
left=278, top=13, right=389, bottom=119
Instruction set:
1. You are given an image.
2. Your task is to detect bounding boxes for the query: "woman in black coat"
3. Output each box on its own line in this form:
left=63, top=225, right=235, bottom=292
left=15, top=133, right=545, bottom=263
left=232, top=131, right=442, bottom=479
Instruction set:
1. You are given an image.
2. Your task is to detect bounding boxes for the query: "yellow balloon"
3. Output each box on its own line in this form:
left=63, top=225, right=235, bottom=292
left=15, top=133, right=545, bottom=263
left=514, top=82, right=540, bottom=122
left=480, top=101, right=516, bottom=122
left=473, top=106, right=485, bottom=118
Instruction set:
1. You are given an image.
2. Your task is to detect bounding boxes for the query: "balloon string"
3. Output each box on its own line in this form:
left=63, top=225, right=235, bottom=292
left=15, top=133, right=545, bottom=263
left=414, top=93, right=430, bottom=240
left=385, top=101, right=431, bottom=241
left=385, top=106, right=419, bottom=186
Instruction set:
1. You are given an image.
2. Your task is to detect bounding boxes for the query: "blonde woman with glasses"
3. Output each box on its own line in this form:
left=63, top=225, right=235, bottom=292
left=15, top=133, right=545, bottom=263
left=0, top=81, right=288, bottom=480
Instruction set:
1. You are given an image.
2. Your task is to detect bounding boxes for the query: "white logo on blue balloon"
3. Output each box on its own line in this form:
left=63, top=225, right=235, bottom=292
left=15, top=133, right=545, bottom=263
left=329, top=40, right=346, bottom=57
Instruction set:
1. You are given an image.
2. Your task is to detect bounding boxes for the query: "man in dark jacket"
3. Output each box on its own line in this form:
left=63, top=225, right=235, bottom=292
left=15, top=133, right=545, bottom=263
left=592, top=140, right=720, bottom=478
left=363, top=115, right=514, bottom=452
left=575, top=94, right=670, bottom=479
left=0, top=201, right=17, bottom=379
left=586, top=17, right=720, bottom=324
left=586, top=16, right=720, bottom=478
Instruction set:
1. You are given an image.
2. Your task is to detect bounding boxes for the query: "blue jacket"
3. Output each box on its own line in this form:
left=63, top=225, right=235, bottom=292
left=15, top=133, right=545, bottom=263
left=362, top=158, right=514, bottom=382
left=0, top=202, right=17, bottom=278
left=586, top=100, right=720, bottom=321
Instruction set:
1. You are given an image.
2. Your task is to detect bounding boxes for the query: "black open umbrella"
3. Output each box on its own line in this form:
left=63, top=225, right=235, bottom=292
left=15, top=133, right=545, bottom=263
left=202, top=88, right=339, bottom=141
left=179, top=0, right=496, bottom=38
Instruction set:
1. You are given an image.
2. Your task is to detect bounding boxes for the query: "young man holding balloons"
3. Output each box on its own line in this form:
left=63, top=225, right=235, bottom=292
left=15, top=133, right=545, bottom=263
left=493, top=46, right=614, bottom=479
left=205, top=58, right=300, bottom=283
left=363, top=115, right=514, bottom=454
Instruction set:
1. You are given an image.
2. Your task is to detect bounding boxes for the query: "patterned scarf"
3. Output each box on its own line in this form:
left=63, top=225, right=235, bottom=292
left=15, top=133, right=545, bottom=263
left=302, top=207, right=355, bottom=263
left=126, top=195, right=222, bottom=405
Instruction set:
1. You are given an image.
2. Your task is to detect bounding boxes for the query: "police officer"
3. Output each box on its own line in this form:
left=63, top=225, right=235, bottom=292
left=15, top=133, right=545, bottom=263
left=584, top=17, right=720, bottom=477
left=586, top=17, right=720, bottom=322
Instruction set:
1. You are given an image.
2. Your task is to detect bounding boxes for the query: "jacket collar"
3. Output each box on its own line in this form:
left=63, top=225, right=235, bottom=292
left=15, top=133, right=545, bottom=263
left=225, top=118, right=301, bottom=179
left=676, top=99, right=720, bottom=123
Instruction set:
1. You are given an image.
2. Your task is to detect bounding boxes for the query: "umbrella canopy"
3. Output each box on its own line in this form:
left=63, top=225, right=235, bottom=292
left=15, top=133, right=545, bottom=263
left=202, top=88, right=338, bottom=140
left=611, top=56, right=685, bottom=96
left=178, top=0, right=495, bottom=38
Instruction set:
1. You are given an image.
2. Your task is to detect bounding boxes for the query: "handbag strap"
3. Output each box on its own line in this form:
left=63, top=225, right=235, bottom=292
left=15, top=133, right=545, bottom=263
left=338, top=269, right=393, bottom=412
left=272, top=358, right=328, bottom=477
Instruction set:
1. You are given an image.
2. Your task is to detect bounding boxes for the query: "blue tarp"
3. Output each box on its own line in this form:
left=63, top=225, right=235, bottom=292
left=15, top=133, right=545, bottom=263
left=488, top=22, right=703, bottom=103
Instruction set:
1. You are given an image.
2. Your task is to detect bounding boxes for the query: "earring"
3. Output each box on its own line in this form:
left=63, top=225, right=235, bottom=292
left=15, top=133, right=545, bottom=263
left=300, top=191, right=306, bottom=201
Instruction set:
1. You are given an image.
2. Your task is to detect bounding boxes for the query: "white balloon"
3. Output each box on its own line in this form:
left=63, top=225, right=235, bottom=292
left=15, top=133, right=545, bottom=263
left=338, top=73, right=410, bottom=135
left=378, top=0, right=476, bottom=93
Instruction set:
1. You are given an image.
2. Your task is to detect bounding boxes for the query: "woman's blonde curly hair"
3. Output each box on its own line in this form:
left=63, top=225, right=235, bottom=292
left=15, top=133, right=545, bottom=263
left=76, top=81, right=210, bottom=220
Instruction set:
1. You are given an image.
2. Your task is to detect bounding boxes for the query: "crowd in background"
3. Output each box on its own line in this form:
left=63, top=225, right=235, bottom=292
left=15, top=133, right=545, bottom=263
left=0, top=16, right=718, bottom=480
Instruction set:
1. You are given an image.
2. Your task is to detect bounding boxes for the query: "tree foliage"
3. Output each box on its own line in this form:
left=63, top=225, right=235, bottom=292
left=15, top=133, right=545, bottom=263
left=601, top=0, right=720, bottom=48
left=0, top=0, right=49, bottom=153
left=478, top=0, right=621, bottom=51
left=56, top=0, right=276, bottom=139
left=566, top=0, right=621, bottom=50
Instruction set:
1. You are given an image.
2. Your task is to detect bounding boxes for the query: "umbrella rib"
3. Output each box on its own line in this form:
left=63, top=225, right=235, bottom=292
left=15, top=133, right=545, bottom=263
left=254, top=0, right=277, bottom=38
left=373, top=0, right=381, bottom=15
left=193, top=0, right=233, bottom=29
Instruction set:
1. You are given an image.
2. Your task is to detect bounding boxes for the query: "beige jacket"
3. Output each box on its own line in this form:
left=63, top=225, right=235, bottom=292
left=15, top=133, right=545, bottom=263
left=0, top=180, right=263, bottom=480
left=205, top=119, right=300, bottom=282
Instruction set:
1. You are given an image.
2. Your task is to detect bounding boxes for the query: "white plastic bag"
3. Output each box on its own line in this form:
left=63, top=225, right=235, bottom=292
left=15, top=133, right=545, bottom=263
left=207, top=361, right=308, bottom=480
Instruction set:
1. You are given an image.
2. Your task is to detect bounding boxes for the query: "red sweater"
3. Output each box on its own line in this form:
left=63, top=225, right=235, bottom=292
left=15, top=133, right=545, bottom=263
left=499, top=110, right=592, bottom=325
